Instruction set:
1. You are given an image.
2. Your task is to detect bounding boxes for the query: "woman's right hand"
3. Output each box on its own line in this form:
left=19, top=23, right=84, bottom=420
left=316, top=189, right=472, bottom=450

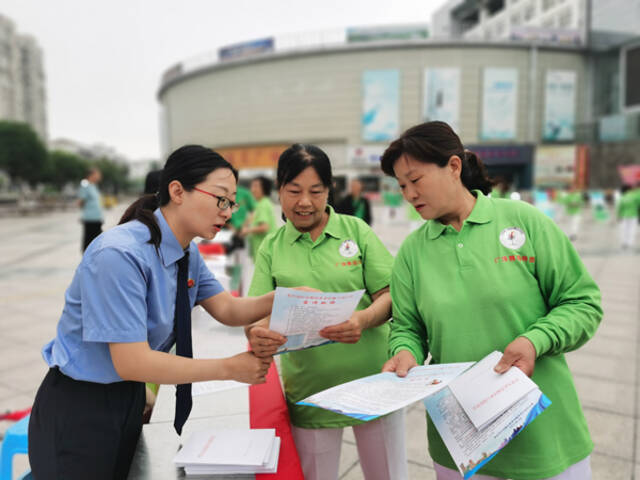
left=225, top=351, right=273, bottom=384
left=381, top=350, right=418, bottom=377
left=246, top=326, right=287, bottom=358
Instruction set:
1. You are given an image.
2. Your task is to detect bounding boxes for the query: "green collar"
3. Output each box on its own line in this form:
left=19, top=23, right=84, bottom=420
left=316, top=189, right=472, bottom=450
left=427, top=190, right=493, bottom=240
left=284, top=205, right=342, bottom=245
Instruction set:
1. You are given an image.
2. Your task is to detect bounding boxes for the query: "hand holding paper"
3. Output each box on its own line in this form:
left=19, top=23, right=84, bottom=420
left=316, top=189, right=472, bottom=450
left=269, top=287, right=365, bottom=353
left=247, top=322, right=287, bottom=358
left=319, top=310, right=367, bottom=344
left=381, top=350, right=419, bottom=377
left=493, top=336, right=537, bottom=377
left=448, top=351, right=538, bottom=430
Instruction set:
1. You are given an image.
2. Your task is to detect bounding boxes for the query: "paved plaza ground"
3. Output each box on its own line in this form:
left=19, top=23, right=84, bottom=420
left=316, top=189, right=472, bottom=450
left=0, top=202, right=638, bottom=479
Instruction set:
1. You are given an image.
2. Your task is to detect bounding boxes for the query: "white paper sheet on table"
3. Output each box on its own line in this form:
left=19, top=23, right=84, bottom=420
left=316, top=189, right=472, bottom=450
left=183, top=437, right=280, bottom=475
left=298, top=362, right=473, bottom=420
left=270, top=287, right=365, bottom=353
left=174, top=428, right=276, bottom=468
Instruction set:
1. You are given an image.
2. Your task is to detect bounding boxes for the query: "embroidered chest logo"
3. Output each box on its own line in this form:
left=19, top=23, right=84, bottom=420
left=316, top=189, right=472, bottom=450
left=339, top=239, right=359, bottom=258
left=499, top=227, right=526, bottom=250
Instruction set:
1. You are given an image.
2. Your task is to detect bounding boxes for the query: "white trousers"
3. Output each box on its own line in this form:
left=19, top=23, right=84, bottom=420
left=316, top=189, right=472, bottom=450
left=619, top=217, right=638, bottom=248
left=569, top=214, right=581, bottom=239
left=434, top=455, right=591, bottom=480
left=291, top=409, right=407, bottom=480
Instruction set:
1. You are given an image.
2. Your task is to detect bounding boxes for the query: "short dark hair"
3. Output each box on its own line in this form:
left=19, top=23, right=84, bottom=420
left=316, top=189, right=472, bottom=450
left=120, top=145, right=238, bottom=249
left=380, top=121, right=494, bottom=195
left=252, top=176, right=272, bottom=197
left=277, top=144, right=332, bottom=189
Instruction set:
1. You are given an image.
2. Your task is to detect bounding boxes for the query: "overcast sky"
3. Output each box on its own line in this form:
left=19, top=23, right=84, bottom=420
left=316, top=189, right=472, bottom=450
left=2, top=1, right=446, bottom=161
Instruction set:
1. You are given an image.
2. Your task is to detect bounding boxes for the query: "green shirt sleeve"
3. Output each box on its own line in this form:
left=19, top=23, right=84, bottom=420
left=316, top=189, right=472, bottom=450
left=388, top=238, right=429, bottom=365
left=520, top=212, right=602, bottom=357
left=360, top=225, right=393, bottom=295
left=247, top=237, right=275, bottom=297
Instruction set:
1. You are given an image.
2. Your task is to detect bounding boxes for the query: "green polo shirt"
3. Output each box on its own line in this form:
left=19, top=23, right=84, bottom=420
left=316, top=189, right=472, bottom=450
left=229, top=186, right=255, bottom=230
left=248, top=197, right=277, bottom=259
left=617, top=188, right=640, bottom=219
left=559, top=191, right=583, bottom=216
left=249, top=206, right=393, bottom=428
left=389, top=192, right=601, bottom=479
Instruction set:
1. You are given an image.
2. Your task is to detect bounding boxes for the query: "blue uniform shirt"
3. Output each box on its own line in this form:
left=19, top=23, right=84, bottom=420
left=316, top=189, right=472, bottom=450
left=78, top=180, right=104, bottom=222
left=42, top=209, right=224, bottom=383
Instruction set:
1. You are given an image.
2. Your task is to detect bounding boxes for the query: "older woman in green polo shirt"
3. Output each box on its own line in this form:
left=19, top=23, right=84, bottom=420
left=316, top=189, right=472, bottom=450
left=381, top=121, right=602, bottom=480
left=246, top=144, right=407, bottom=480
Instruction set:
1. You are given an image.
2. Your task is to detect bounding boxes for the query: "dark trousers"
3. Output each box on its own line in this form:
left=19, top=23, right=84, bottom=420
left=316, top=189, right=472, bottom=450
left=82, top=221, right=103, bottom=251
left=28, top=368, right=145, bottom=480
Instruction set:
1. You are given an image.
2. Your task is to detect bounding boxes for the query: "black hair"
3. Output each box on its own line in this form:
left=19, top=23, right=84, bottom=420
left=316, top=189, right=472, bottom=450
left=119, top=145, right=238, bottom=249
left=143, top=169, right=162, bottom=195
left=380, top=121, right=494, bottom=195
left=277, top=144, right=333, bottom=189
left=252, top=176, right=273, bottom=197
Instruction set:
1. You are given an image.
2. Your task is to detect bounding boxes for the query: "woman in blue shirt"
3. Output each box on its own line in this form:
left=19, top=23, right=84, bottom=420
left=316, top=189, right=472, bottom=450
left=28, top=145, right=276, bottom=480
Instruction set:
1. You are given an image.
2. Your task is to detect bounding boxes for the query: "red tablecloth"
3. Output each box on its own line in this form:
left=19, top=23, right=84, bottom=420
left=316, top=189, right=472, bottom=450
left=249, top=362, right=303, bottom=479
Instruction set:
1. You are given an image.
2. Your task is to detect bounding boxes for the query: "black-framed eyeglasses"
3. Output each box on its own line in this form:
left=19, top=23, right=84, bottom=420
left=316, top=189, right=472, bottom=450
left=193, top=187, right=239, bottom=213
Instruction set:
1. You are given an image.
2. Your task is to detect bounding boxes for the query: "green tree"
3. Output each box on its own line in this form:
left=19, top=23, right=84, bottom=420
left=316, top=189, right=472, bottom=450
left=44, top=150, right=90, bottom=189
left=94, top=157, right=129, bottom=194
left=0, top=121, right=47, bottom=185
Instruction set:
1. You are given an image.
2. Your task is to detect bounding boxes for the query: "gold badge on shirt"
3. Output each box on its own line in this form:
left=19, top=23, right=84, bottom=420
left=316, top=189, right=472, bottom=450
left=339, top=239, right=359, bottom=258
left=499, top=227, right=526, bottom=250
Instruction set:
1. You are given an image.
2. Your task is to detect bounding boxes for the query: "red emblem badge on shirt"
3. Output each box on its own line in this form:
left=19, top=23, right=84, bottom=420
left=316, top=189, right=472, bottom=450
left=187, top=279, right=195, bottom=288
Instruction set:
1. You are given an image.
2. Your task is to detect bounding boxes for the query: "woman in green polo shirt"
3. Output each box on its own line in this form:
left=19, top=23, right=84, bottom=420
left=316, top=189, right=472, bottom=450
left=242, top=175, right=277, bottom=260
left=381, top=122, right=601, bottom=480
left=245, top=144, right=407, bottom=480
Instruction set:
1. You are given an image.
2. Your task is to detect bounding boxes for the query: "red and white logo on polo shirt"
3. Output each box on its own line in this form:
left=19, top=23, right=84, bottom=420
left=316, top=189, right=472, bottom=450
left=499, top=227, right=526, bottom=250
left=339, top=239, right=359, bottom=258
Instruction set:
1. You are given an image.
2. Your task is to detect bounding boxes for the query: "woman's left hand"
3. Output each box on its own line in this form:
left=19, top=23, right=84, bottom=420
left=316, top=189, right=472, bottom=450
left=319, top=311, right=367, bottom=344
left=494, top=336, right=537, bottom=377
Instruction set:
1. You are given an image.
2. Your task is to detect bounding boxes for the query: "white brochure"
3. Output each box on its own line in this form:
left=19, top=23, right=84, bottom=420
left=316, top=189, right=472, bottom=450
left=270, top=287, right=365, bottom=353
left=298, top=362, right=473, bottom=420
left=448, top=350, right=538, bottom=430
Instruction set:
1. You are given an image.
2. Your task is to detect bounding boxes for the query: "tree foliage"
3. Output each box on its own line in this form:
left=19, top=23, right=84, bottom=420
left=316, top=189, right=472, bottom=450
left=0, top=121, right=48, bottom=185
left=94, top=157, right=130, bottom=194
left=45, top=150, right=90, bottom=189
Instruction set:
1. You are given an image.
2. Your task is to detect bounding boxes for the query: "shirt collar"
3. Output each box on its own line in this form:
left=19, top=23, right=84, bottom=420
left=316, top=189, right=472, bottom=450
left=154, top=209, right=187, bottom=267
left=426, top=190, right=493, bottom=240
left=284, top=205, right=342, bottom=245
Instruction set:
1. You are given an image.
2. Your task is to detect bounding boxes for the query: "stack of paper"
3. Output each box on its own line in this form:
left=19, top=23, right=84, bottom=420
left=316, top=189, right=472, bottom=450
left=298, top=350, right=551, bottom=479
left=173, top=428, right=280, bottom=476
left=447, top=351, right=538, bottom=430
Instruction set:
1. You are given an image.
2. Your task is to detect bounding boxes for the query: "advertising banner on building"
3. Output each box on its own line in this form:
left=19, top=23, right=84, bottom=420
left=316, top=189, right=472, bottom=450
left=423, top=68, right=460, bottom=132
left=347, top=24, right=429, bottom=43
left=599, top=114, right=628, bottom=142
left=347, top=145, right=386, bottom=167
left=543, top=70, right=576, bottom=141
left=216, top=145, right=288, bottom=169
left=362, top=70, right=400, bottom=142
left=534, top=145, right=576, bottom=187
left=618, top=165, right=640, bottom=186
left=218, top=37, right=274, bottom=62
left=481, top=68, right=518, bottom=140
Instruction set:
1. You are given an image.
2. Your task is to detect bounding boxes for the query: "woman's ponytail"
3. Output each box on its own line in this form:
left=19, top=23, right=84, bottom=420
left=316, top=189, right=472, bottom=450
left=119, top=194, right=162, bottom=248
left=461, top=151, right=494, bottom=195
